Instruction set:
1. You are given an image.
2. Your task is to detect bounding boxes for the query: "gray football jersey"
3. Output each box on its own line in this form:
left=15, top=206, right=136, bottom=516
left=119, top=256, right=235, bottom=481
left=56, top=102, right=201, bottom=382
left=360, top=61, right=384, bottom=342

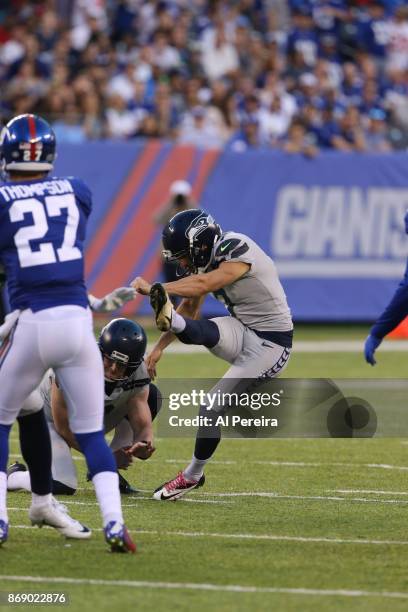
left=41, top=362, right=150, bottom=434
left=210, top=232, right=292, bottom=332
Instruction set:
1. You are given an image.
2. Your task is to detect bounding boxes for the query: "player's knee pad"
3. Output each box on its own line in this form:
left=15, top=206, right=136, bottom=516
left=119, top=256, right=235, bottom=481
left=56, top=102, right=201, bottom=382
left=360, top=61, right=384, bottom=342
left=148, top=383, right=162, bottom=421
left=52, top=480, right=76, bottom=496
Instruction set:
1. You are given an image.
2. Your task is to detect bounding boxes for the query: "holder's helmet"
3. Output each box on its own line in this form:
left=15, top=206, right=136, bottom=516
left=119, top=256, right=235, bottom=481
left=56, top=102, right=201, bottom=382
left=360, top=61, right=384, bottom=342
left=99, top=318, right=147, bottom=382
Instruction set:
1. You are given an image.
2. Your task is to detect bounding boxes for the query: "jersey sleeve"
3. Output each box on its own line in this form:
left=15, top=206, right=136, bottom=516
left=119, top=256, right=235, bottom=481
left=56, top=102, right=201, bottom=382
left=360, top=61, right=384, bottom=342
left=70, top=178, right=93, bottom=217
left=371, top=279, right=408, bottom=339
left=213, top=235, right=253, bottom=267
left=371, top=260, right=408, bottom=339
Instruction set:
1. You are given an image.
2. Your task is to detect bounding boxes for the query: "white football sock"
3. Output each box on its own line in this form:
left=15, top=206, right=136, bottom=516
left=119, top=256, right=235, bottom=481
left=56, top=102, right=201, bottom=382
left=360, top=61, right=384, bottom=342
left=8, top=470, right=31, bottom=492
left=0, top=472, right=8, bottom=522
left=92, top=471, right=123, bottom=526
left=183, top=456, right=208, bottom=482
left=170, top=311, right=186, bottom=334
left=31, top=493, right=52, bottom=507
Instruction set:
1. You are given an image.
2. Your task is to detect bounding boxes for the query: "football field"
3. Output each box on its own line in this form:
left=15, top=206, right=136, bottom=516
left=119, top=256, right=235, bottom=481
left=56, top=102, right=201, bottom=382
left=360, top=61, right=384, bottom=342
left=2, top=325, right=408, bottom=611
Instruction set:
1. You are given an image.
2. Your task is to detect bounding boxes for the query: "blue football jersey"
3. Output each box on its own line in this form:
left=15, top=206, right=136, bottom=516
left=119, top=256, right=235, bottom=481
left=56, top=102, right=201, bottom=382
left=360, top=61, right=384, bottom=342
left=0, top=176, right=92, bottom=312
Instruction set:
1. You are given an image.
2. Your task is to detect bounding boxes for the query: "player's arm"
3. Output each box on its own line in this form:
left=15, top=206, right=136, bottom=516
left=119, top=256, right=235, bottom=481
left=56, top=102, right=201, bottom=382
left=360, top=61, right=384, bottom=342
left=88, top=287, right=136, bottom=312
left=132, top=262, right=249, bottom=299
left=364, top=281, right=408, bottom=365
left=365, top=212, right=408, bottom=365
left=162, top=261, right=250, bottom=297
left=51, top=382, right=81, bottom=451
left=124, top=388, right=155, bottom=460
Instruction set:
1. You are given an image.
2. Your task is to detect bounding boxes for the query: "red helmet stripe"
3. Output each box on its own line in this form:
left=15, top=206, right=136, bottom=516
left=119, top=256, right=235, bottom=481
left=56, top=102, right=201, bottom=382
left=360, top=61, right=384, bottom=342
left=27, top=114, right=37, bottom=161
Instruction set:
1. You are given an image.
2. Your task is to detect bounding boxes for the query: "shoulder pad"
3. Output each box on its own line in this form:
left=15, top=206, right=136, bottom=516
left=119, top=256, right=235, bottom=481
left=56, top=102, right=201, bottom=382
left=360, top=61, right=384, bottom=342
left=214, top=237, right=250, bottom=264
left=69, top=177, right=92, bottom=212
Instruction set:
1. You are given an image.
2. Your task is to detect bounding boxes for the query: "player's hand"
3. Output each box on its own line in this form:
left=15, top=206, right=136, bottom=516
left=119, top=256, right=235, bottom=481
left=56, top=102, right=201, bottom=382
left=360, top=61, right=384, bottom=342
left=131, top=277, right=152, bottom=296
left=126, top=440, right=155, bottom=460
left=90, top=287, right=137, bottom=312
left=404, top=209, right=408, bottom=235
left=146, top=346, right=163, bottom=380
left=114, top=448, right=133, bottom=469
left=364, top=334, right=382, bottom=366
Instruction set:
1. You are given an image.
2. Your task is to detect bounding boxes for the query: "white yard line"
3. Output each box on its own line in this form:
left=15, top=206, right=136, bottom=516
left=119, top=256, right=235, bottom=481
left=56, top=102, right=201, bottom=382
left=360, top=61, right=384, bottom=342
left=8, top=453, right=84, bottom=462
left=7, top=524, right=408, bottom=547
left=5, top=497, right=224, bottom=507
left=249, top=460, right=408, bottom=472
left=332, top=489, right=408, bottom=496
left=150, top=459, right=408, bottom=471
left=191, top=491, right=408, bottom=505
left=138, top=530, right=408, bottom=546
left=9, top=487, right=408, bottom=507
left=292, top=340, right=408, bottom=353
left=11, top=456, right=408, bottom=470
left=8, top=498, right=230, bottom=512
left=15, top=456, right=408, bottom=471
left=0, top=575, right=407, bottom=600
left=148, top=340, right=408, bottom=354
left=58, top=497, right=230, bottom=506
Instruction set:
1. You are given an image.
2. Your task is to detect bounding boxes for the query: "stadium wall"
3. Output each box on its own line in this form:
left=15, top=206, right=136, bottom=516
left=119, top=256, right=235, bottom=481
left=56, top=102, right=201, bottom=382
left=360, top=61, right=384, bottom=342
left=54, top=141, right=408, bottom=321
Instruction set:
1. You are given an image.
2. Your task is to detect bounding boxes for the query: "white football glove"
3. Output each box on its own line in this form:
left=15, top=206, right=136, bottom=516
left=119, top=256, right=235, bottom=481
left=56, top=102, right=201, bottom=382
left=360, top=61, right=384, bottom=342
left=88, top=287, right=137, bottom=312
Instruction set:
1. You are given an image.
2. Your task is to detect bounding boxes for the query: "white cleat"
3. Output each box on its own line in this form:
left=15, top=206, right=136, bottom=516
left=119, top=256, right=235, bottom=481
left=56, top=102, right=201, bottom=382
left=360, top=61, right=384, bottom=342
left=29, top=497, right=91, bottom=539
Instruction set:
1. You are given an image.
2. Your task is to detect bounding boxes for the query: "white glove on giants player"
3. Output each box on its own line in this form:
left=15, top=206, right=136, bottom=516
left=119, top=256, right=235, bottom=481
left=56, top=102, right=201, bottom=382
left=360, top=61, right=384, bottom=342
left=88, top=287, right=137, bottom=312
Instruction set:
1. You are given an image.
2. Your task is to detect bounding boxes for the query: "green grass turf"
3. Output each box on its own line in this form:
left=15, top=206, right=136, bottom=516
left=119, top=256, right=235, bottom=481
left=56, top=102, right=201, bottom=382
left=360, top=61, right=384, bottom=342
left=155, top=349, right=408, bottom=379
left=2, top=328, right=408, bottom=611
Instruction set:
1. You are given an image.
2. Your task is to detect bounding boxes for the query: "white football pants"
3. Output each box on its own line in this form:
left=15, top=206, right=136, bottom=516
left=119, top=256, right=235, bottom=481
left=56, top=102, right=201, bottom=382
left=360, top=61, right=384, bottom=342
left=0, top=306, right=104, bottom=433
left=207, top=316, right=291, bottom=408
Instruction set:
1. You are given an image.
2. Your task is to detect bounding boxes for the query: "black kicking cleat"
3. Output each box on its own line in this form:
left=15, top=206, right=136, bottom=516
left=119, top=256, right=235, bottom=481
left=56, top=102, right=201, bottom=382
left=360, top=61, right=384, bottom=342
left=7, top=461, right=27, bottom=478
left=118, top=472, right=140, bottom=495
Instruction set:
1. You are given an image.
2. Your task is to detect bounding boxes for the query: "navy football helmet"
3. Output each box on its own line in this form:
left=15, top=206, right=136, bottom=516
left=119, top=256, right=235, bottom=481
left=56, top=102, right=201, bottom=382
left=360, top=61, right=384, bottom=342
left=162, top=209, right=222, bottom=273
left=99, top=318, right=147, bottom=382
left=0, top=114, right=56, bottom=173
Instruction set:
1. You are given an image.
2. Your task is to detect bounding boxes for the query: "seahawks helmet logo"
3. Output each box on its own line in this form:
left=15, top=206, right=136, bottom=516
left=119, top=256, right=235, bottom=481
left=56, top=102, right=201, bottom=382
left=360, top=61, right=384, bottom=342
left=185, top=213, right=215, bottom=242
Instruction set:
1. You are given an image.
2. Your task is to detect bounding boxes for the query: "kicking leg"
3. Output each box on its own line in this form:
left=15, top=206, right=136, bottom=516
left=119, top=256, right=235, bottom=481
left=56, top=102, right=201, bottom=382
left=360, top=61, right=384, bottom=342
left=150, top=283, right=220, bottom=347
left=154, top=320, right=291, bottom=501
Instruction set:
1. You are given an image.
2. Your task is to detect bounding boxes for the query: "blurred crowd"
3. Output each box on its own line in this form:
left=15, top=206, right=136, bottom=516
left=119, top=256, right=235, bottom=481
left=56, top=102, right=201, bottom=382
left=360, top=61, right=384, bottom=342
left=0, top=0, right=408, bottom=153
